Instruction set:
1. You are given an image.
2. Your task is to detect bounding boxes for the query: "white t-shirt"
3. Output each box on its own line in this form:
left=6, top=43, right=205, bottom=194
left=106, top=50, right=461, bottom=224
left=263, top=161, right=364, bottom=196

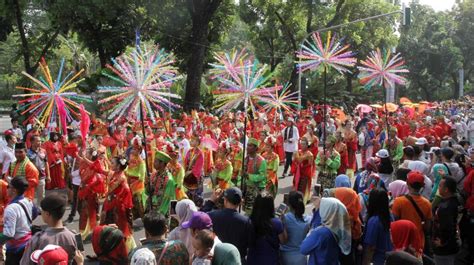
left=281, top=126, right=299, bottom=153
left=0, top=146, right=16, bottom=174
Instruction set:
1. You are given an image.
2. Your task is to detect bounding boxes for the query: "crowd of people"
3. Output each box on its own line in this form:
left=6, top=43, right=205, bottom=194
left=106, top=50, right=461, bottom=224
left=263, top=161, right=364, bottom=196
left=0, top=96, right=472, bottom=265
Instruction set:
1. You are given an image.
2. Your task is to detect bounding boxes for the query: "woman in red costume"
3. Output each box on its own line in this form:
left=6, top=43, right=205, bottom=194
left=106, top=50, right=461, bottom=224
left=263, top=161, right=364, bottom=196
left=304, top=124, right=319, bottom=158
left=101, top=155, right=136, bottom=251
left=291, top=137, right=314, bottom=203
left=335, top=131, right=349, bottom=175
left=43, top=132, right=65, bottom=189
left=77, top=148, right=107, bottom=239
left=343, top=121, right=358, bottom=178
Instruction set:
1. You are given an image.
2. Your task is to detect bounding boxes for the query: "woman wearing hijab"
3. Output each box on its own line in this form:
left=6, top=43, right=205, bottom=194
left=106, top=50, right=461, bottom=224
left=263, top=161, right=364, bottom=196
left=362, top=189, right=393, bottom=265
left=90, top=225, right=129, bottom=265
left=430, top=164, right=449, bottom=204
left=168, top=199, right=198, bottom=256
left=301, top=197, right=351, bottom=265
left=335, top=175, right=351, bottom=188
left=353, top=157, right=381, bottom=194
left=388, top=180, right=409, bottom=199
left=390, top=220, right=423, bottom=259
left=358, top=173, right=385, bottom=221
left=324, top=185, right=362, bottom=265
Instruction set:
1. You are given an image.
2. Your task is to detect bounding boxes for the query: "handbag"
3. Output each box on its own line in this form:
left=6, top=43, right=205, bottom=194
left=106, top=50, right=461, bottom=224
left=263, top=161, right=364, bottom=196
left=17, top=201, right=42, bottom=235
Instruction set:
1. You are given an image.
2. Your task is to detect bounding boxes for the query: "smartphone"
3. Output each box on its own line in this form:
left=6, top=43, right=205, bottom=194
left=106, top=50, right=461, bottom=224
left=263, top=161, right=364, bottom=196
left=275, top=203, right=289, bottom=217
left=283, top=193, right=289, bottom=205
left=139, top=237, right=147, bottom=244
left=313, top=184, right=322, bottom=197
left=170, top=200, right=178, bottom=216
left=75, top=233, right=84, bottom=251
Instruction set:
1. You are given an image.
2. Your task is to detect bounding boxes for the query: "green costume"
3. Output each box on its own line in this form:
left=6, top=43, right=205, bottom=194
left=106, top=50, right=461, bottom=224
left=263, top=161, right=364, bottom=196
left=315, top=150, right=341, bottom=189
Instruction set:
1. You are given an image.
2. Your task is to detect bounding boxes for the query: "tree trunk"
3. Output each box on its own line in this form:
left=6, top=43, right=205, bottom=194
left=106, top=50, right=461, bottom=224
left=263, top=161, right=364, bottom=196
left=451, top=73, right=459, bottom=99
left=183, top=0, right=222, bottom=112
left=12, top=0, right=33, bottom=75
left=346, top=73, right=353, bottom=92
left=306, top=0, right=313, bottom=33
left=97, top=43, right=107, bottom=68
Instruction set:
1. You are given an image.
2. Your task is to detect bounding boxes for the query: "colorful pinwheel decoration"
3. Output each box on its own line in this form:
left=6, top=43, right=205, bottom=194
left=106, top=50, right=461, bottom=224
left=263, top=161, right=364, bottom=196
left=13, top=58, right=91, bottom=134
left=296, top=31, right=357, bottom=74
left=358, top=48, right=409, bottom=89
left=98, top=44, right=181, bottom=123
left=262, top=83, right=299, bottom=114
left=209, top=49, right=252, bottom=81
left=296, top=31, right=356, bottom=149
left=211, top=54, right=281, bottom=116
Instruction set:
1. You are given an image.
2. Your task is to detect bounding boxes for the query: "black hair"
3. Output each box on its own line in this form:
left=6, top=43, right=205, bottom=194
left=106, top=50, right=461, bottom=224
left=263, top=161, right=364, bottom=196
left=40, top=193, right=67, bottom=220
left=378, top=157, right=394, bottom=174
left=250, top=192, right=275, bottom=238
left=11, top=117, right=18, bottom=123
left=395, top=168, right=411, bottom=181
left=454, top=154, right=467, bottom=175
left=10, top=177, right=28, bottom=194
left=288, top=191, right=305, bottom=221
left=441, top=147, right=455, bottom=160
left=459, top=140, right=470, bottom=147
left=5, top=134, right=14, bottom=143
left=409, top=181, right=424, bottom=192
left=112, top=156, right=128, bottom=171
left=413, top=145, right=422, bottom=157
left=143, top=212, right=167, bottom=237
left=367, top=188, right=391, bottom=231
left=442, top=177, right=457, bottom=194
left=403, top=146, right=415, bottom=160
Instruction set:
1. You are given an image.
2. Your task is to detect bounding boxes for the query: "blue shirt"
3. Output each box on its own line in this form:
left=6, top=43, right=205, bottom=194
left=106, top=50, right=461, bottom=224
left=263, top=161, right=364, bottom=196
left=280, top=212, right=310, bottom=253
left=301, top=226, right=340, bottom=265
left=310, top=209, right=321, bottom=229
left=363, top=216, right=393, bottom=265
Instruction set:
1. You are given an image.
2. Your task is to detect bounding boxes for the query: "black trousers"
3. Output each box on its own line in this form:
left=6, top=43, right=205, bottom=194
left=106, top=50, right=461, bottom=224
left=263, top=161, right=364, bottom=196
left=69, top=184, right=79, bottom=218
left=6, top=248, right=25, bottom=265
left=283, top=151, right=293, bottom=174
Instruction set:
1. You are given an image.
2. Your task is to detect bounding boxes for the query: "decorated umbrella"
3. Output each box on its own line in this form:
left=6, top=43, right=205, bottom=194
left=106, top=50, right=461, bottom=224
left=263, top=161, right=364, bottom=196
left=98, top=43, right=180, bottom=197
left=296, top=31, right=356, bottom=149
left=356, top=104, right=373, bottom=113
left=370, top=104, right=383, bottom=109
left=358, top=48, right=409, bottom=139
left=331, top=108, right=347, bottom=122
left=383, top=102, right=399, bottom=112
left=211, top=50, right=280, bottom=204
left=13, top=58, right=91, bottom=134
left=399, top=97, right=412, bottom=105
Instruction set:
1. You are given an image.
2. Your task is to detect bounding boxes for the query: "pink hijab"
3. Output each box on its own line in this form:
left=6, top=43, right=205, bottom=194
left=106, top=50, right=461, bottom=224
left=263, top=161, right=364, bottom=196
left=389, top=180, right=409, bottom=198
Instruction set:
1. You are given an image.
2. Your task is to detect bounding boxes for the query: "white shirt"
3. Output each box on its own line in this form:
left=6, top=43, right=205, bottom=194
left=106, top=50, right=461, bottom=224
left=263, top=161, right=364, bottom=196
left=3, top=198, right=34, bottom=240
left=281, top=126, right=299, bottom=153
left=176, top=138, right=190, bottom=165
left=10, top=128, right=23, bottom=142
left=0, top=146, right=16, bottom=175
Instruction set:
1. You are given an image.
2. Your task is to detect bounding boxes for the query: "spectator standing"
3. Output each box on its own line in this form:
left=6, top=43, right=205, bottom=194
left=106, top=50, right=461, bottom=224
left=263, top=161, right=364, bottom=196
left=247, top=193, right=286, bottom=265
left=27, top=135, right=49, bottom=203
left=392, top=171, right=432, bottom=251
left=0, top=131, right=17, bottom=177
left=301, top=197, right=351, bottom=265
left=432, top=177, right=460, bottom=265
left=20, top=194, right=78, bottom=265
left=280, top=191, right=309, bottom=265
left=0, top=177, right=38, bottom=265
left=168, top=199, right=198, bottom=255
left=130, top=212, right=189, bottom=265
left=281, top=117, right=299, bottom=178
left=7, top=142, right=39, bottom=201
left=10, top=118, right=23, bottom=143
left=206, top=187, right=253, bottom=264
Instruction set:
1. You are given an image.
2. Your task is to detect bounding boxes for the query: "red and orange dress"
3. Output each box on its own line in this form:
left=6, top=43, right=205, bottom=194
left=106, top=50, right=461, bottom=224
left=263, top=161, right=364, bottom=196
left=291, top=150, right=314, bottom=203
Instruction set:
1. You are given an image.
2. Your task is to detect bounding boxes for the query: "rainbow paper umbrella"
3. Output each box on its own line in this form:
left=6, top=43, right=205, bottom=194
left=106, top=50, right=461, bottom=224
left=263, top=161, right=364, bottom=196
left=358, top=48, right=409, bottom=89
left=13, top=58, right=91, bottom=133
left=98, top=44, right=181, bottom=123
left=296, top=31, right=357, bottom=74
left=211, top=52, right=281, bottom=115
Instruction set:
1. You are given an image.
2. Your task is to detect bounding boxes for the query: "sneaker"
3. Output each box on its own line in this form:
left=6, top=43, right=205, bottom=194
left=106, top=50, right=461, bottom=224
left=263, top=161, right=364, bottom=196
left=279, top=174, right=287, bottom=179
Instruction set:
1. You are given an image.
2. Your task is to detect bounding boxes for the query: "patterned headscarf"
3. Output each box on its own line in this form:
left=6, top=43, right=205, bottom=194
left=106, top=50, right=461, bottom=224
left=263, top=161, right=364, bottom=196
left=319, top=198, right=352, bottom=255
left=430, top=164, right=449, bottom=201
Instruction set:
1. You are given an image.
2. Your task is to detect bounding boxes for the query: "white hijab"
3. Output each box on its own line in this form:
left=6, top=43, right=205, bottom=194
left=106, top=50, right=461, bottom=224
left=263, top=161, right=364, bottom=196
left=168, top=199, right=197, bottom=255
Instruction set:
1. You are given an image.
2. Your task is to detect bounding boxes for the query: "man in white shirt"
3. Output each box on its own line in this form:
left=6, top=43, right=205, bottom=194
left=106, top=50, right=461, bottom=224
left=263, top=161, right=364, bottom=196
left=415, top=137, right=431, bottom=166
left=10, top=118, right=23, bottom=143
left=0, top=177, right=37, bottom=264
left=175, top=127, right=190, bottom=166
left=281, top=117, right=299, bottom=178
left=0, top=131, right=17, bottom=177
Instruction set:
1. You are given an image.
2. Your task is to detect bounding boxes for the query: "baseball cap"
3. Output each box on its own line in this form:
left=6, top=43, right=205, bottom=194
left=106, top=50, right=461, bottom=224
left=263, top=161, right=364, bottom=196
left=407, top=171, right=425, bottom=186
left=376, top=149, right=389, bottom=159
left=176, top=127, right=185, bottom=133
left=181, top=211, right=213, bottom=230
left=31, top=244, right=68, bottom=265
left=224, top=187, right=242, bottom=205
left=130, top=248, right=157, bottom=265
left=415, top=137, right=428, bottom=145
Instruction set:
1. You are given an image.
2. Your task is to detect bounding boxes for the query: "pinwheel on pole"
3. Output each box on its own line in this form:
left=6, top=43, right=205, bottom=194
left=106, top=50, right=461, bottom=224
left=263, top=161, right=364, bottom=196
left=13, top=58, right=92, bottom=134
left=98, top=43, right=181, bottom=195
left=358, top=48, right=409, bottom=141
left=211, top=50, right=281, bottom=206
left=262, top=82, right=299, bottom=121
left=296, top=31, right=356, bottom=151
